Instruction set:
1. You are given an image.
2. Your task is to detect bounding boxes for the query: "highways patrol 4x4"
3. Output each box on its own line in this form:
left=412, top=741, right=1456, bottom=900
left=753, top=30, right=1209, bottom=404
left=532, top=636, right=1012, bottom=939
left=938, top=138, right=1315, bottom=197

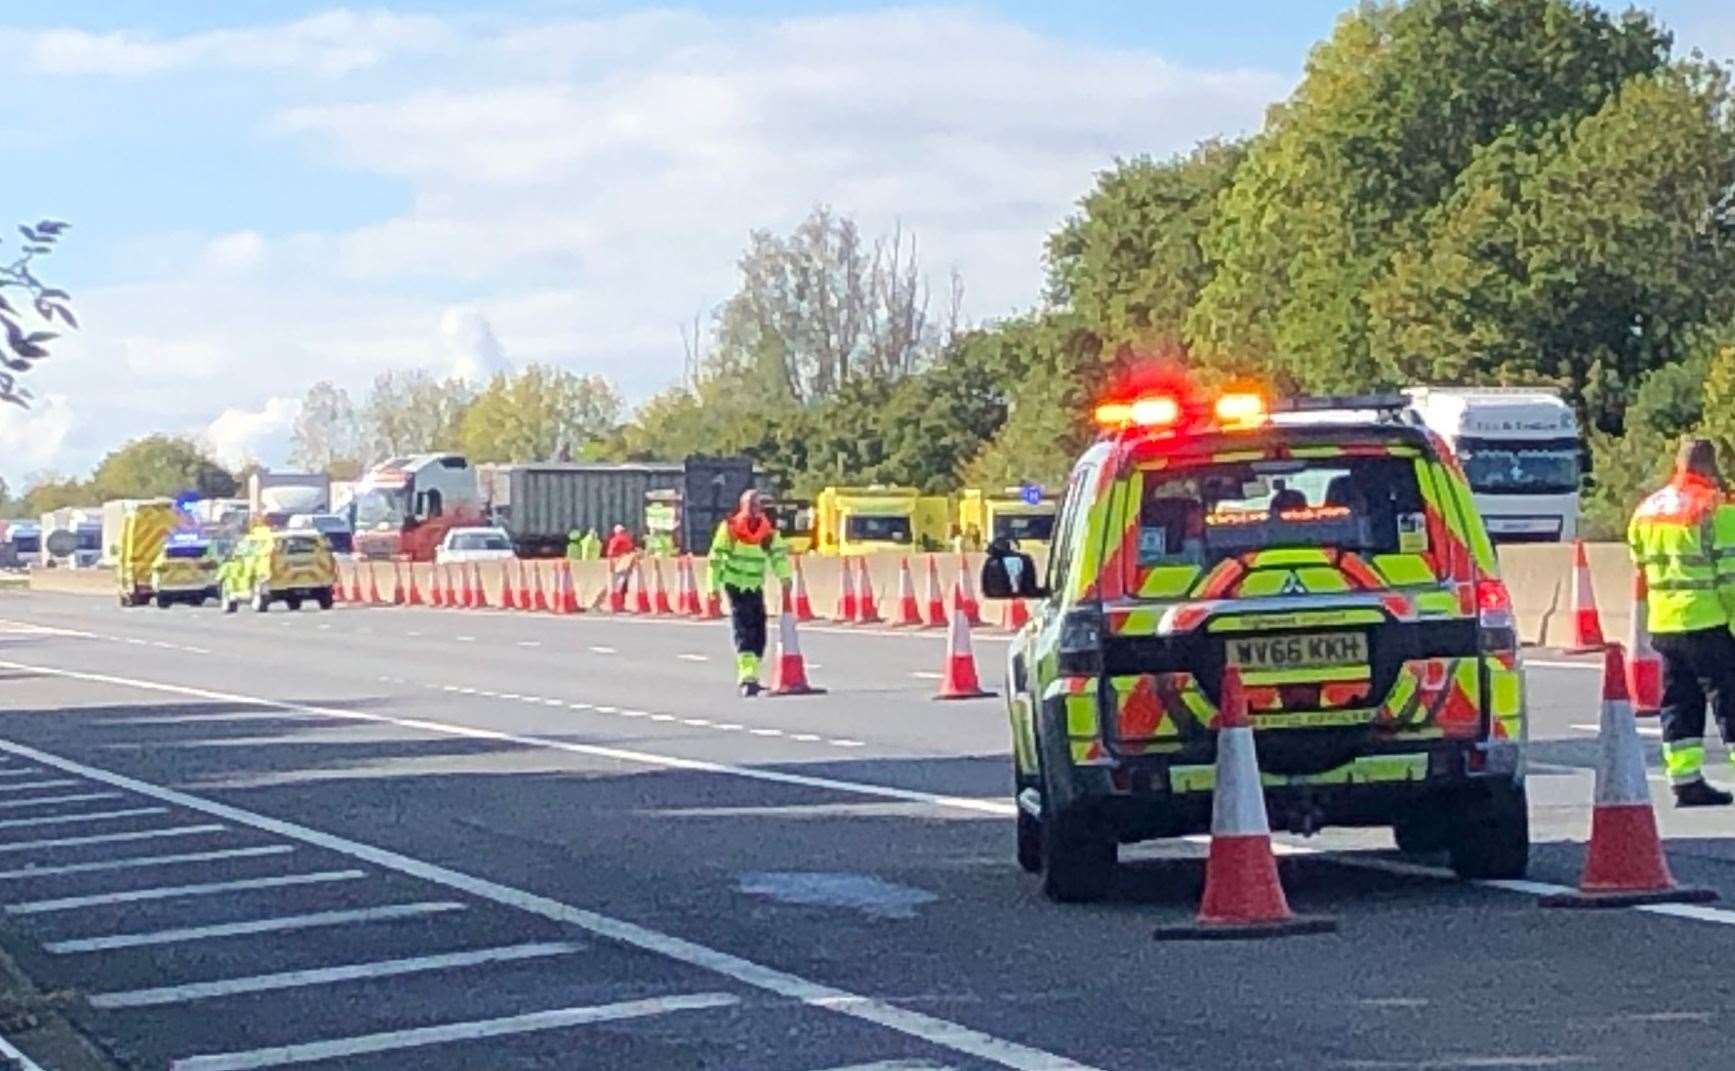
left=981, top=389, right=1528, bottom=902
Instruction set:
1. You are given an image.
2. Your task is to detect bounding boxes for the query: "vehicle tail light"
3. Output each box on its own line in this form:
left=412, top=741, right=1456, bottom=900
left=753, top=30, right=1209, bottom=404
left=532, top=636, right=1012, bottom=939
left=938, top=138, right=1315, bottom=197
left=1477, top=578, right=1517, bottom=652
left=1056, top=606, right=1103, bottom=674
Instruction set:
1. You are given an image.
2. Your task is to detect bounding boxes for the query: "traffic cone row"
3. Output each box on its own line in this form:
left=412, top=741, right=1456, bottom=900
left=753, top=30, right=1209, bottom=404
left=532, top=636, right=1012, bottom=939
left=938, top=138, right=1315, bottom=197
left=1542, top=644, right=1715, bottom=909
left=1155, top=667, right=1336, bottom=940
left=1567, top=539, right=1606, bottom=652
left=854, top=557, right=882, bottom=624
left=891, top=557, right=923, bottom=627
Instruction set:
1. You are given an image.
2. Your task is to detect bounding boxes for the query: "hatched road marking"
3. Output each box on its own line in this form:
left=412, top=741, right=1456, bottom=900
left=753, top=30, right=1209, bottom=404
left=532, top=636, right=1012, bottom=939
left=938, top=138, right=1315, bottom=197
left=0, top=845, right=294, bottom=881
left=0, top=806, right=167, bottom=830
left=0, top=825, right=226, bottom=853
left=6, top=870, right=367, bottom=915
left=45, top=902, right=466, bottom=954
left=0, top=731, right=1102, bottom=1071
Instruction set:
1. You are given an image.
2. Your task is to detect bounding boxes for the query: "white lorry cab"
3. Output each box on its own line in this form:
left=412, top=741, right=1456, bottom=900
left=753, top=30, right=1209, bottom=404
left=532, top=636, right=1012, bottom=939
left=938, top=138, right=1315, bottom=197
left=1403, top=387, right=1581, bottom=544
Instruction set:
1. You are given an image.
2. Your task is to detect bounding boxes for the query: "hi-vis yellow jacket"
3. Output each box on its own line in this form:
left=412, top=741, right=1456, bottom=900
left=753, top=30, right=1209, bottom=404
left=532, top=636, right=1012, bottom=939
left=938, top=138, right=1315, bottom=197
left=1628, top=472, right=1735, bottom=633
left=708, top=514, right=791, bottom=593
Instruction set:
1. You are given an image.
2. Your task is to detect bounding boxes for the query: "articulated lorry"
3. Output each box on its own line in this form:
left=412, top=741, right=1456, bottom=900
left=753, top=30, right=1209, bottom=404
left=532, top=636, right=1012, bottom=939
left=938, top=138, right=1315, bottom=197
left=1404, top=387, right=1581, bottom=543
left=351, top=454, right=486, bottom=561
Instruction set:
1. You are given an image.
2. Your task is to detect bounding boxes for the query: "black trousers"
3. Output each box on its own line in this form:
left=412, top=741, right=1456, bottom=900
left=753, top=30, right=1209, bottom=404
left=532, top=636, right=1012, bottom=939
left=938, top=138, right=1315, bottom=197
left=726, top=585, right=766, bottom=658
left=1652, top=626, right=1735, bottom=747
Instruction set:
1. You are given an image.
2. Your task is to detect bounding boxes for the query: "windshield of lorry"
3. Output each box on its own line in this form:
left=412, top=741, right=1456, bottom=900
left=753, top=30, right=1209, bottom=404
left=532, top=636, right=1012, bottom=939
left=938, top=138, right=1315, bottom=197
left=846, top=514, right=911, bottom=544
left=76, top=527, right=101, bottom=551
left=450, top=531, right=511, bottom=551
left=1456, top=436, right=1580, bottom=496
left=1138, top=455, right=1427, bottom=570
left=353, top=488, right=408, bottom=528
left=10, top=532, right=39, bottom=553
left=994, top=513, right=1054, bottom=544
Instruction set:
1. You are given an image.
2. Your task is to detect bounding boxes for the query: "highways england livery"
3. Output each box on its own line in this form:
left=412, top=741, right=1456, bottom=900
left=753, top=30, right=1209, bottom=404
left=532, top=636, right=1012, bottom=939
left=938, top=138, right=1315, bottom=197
left=982, top=388, right=1529, bottom=903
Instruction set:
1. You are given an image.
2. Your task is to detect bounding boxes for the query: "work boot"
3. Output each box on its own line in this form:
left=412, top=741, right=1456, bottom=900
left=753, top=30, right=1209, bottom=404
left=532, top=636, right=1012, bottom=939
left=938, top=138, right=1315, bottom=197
left=1673, top=779, right=1733, bottom=808
left=739, top=680, right=762, bottom=698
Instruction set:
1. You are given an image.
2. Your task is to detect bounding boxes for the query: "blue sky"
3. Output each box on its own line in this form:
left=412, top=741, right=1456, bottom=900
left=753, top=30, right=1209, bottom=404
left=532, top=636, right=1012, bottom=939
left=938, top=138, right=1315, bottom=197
left=2, top=2, right=1730, bottom=486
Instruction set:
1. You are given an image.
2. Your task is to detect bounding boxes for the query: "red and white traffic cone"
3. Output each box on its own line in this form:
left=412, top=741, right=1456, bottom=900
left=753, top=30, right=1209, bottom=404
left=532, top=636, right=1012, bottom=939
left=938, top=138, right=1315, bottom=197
left=934, top=605, right=995, bottom=700
left=516, top=561, right=533, bottom=611
left=677, top=555, right=701, bottom=616
left=1003, top=598, right=1030, bottom=632
left=553, top=561, right=579, bottom=614
left=955, top=554, right=983, bottom=626
left=501, top=561, right=520, bottom=611
left=923, top=555, right=946, bottom=629
left=790, top=555, right=816, bottom=622
left=890, top=557, right=923, bottom=627
left=447, top=564, right=465, bottom=609
left=652, top=559, right=674, bottom=616
left=1542, top=644, right=1715, bottom=909
left=390, top=562, right=406, bottom=607
left=333, top=565, right=348, bottom=604
left=854, top=556, right=883, bottom=624
left=344, top=566, right=363, bottom=604
left=631, top=560, right=651, bottom=615
left=532, top=564, right=551, bottom=613
left=428, top=564, right=446, bottom=608
left=767, top=611, right=825, bottom=696
left=1627, top=571, right=1662, bottom=717
left=1155, top=667, right=1337, bottom=939
left=457, top=563, right=476, bottom=609
left=405, top=563, right=425, bottom=607
left=365, top=563, right=383, bottom=605
left=834, top=557, right=859, bottom=623
left=703, top=588, right=724, bottom=620
left=473, top=562, right=490, bottom=609
left=1566, top=540, right=1606, bottom=652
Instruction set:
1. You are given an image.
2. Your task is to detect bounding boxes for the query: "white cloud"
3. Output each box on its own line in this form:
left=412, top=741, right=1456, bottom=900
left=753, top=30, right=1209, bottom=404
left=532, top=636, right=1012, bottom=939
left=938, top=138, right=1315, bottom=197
left=203, top=397, right=299, bottom=471
left=0, top=395, right=76, bottom=483
left=8, top=5, right=1291, bottom=478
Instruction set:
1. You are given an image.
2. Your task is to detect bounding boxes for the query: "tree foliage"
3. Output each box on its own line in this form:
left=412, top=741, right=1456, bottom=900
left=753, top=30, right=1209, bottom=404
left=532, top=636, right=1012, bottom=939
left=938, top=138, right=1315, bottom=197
left=290, top=381, right=364, bottom=474
left=0, top=220, right=75, bottom=409
left=89, top=435, right=237, bottom=501
left=457, top=364, right=623, bottom=463
left=361, top=370, right=474, bottom=460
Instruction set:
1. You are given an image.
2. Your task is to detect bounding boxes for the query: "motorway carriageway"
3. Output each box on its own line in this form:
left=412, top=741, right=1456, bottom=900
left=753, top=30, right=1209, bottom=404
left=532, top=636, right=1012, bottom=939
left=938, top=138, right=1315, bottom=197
left=0, top=590, right=1731, bottom=1069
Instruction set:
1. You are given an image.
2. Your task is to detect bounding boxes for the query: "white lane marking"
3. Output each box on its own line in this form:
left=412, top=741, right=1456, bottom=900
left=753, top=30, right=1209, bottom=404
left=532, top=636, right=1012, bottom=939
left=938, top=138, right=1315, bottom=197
left=588, top=645, right=617, bottom=655
left=0, top=781, right=76, bottom=794
left=0, top=792, right=121, bottom=810
left=683, top=719, right=713, bottom=727
left=617, top=709, right=646, bottom=718
left=89, top=941, right=587, bottom=1010
left=750, top=728, right=783, bottom=737
left=109, top=712, right=320, bottom=725
left=540, top=698, right=564, bottom=707
left=516, top=641, right=542, bottom=648
left=406, top=631, right=423, bottom=638
left=831, top=740, right=867, bottom=748
left=46, top=901, right=465, bottom=954
left=0, top=770, right=44, bottom=779
left=713, top=723, right=744, bottom=731
left=677, top=654, right=709, bottom=662
left=7, top=870, right=367, bottom=915
left=0, top=845, right=293, bottom=881
left=170, top=993, right=740, bottom=1071
left=124, top=638, right=148, bottom=645
left=0, top=825, right=226, bottom=854
left=568, top=702, right=592, bottom=711
left=650, top=714, right=676, bottom=722
left=456, top=636, right=475, bottom=643
left=455, top=687, right=477, bottom=695
left=792, top=734, right=821, bottom=742
left=0, top=1027, right=45, bottom=1071
left=0, top=737, right=1097, bottom=1071
left=910, top=671, right=943, bottom=680
left=0, top=806, right=167, bottom=830
left=595, top=705, right=619, bottom=714
left=1571, top=723, right=1662, bottom=739
left=816, top=1063, right=955, bottom=1071
left=0, top=660, right=1016, bottom=816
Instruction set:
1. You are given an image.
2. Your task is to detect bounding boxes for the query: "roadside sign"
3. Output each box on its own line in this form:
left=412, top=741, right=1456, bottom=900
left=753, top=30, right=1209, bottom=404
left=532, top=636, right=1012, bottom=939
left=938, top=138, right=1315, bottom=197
left=1020, top=484, right=1043, bottom=506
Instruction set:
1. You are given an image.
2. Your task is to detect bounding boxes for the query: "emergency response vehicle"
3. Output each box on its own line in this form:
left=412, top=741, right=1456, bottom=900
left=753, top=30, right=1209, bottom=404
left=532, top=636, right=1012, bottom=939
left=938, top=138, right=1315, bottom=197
left=982, top=389, right=1528, bottom=902
left=221, top=529, right=338, bottom=613
left=148, top=532, right=219, bottom=607
left=115, top=500, right=183, bottom=607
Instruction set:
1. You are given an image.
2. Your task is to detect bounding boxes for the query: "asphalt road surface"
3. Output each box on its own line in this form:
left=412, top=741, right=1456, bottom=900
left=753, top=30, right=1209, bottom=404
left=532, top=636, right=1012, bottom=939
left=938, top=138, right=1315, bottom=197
left=0, top=590, right=1732, bottom=1070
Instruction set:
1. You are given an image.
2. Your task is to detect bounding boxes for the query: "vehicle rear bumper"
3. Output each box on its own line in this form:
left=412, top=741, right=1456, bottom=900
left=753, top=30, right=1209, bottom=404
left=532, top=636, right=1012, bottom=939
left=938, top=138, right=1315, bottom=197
left=1056, top=738, right=1522, bottom=842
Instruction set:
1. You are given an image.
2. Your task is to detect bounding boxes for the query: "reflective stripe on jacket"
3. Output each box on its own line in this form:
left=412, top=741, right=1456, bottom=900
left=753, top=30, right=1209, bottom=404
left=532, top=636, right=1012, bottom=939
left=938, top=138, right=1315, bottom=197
left=1628, top=473, right=1735, bottom=633
left=708, top=516, right=791, bottom=592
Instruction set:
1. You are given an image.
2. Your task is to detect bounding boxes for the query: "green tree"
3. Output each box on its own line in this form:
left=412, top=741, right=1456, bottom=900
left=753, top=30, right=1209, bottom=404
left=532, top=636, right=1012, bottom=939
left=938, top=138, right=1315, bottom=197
left=1581, top=341, right=1714, bottom=538
left=456, top=365, right=623, bottom=463
left=88, top=436, right=236, bottom=501
left=290, top=381, right=363, bottom=473
left=1045, top=140, right=1244, bottom=352
left=1188, top=0, right=1671, bottom=389
left=18, top=474, right=92, bottom=516
left=361, top=370, right=473, bottom=459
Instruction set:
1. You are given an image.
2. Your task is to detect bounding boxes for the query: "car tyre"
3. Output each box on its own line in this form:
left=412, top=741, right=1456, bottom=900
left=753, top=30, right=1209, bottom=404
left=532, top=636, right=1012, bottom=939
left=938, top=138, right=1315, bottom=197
left=315, top=589, right=334, bottom=611
left=1393, top=806, right=1450, bottom=856
left=1448, top=779, right=1529, bottom=880
left=155, top=594, right=171, bottom=609
left=1037, top=760, right=1115, bottom=903
left=286, top=595, right=304, bottom=611
left=1016, top=809, right=1043, bottom=874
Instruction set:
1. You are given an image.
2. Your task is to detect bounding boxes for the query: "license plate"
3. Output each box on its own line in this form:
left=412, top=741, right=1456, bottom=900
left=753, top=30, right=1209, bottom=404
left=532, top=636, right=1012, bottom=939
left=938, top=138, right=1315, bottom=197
left=1225, top=631, right=1367, bottom=670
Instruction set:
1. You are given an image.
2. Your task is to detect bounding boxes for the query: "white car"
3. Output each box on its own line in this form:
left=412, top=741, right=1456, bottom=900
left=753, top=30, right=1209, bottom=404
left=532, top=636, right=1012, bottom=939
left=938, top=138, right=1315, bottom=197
left=434, top=526, right=516, bottom=565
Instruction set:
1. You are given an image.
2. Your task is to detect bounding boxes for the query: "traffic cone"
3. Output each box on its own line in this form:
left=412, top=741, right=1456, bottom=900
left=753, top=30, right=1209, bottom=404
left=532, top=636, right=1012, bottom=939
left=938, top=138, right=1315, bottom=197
left=933, top=605, right=995, bottom=700
left=344, top=566, right=363, bottom=604
left=446, top=564, right=464, bottom=609
left=1155, top=667, right=1337, bottom=940
left=790, top=556, right=816, bottom=622
left=956, top=554, right=983, bottom=626
left=890, top=557, right=923, bottom=626
left=428, top=564, right=445, bottom=608
left=834, top=556, right=859, bottom=623
left=677, top=555, right=701, bottom=616
left=607, top=562, right=627, bottom=614
left=501, top=561, right=519, bottom=611
left=702, top=581, right=724, bottom=620
left=631, top=560, right=651, bottom=614
left=1542, top=644, right=1716, bottom=909
left=333, top=566, right=348, bottom=604
left=923, top=555, right=946, bottom=628
left=405, top=563, right=425, bottom=606
left=1003, top=598, right=1031, bottom=632
left=652, top=559, right=674, bottom=615
left=1627, top=571, right=1662, bottom=717
left=854, top=556, right=883, bottom=624
left=767, top=611, right=825, bottom=696
left=365, top=563, right=383, bottom=605
left=516, top=562, right=533, bottom=610
left=458, top=563, right=476, bottom=609
left=555, top=561, right=580, bottom=614
left=532, top=564, right=551, bottom=613
left=1566, top=540, right=1606, bottom=652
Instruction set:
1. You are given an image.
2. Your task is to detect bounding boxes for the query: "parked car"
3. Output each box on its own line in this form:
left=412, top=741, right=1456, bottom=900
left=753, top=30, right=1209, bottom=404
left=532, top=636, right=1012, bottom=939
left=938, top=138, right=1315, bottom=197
left=434, top=526, right=516, bottom=565
left=286, top=512, right=354, bottom=555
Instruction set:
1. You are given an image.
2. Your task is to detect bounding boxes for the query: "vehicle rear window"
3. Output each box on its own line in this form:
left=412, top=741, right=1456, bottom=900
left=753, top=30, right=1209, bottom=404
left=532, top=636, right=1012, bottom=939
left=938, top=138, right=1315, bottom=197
left=278, top=536, right=322, bottom=555
left=994, top=514, right=1054, bottom=543
left=450, top=532, right=511, bottom=551
left=846, top=515, right=911, bottom=543
left=164, top=544, right=208, bottom=560
left=1138, top=455, right=1428, bottom=569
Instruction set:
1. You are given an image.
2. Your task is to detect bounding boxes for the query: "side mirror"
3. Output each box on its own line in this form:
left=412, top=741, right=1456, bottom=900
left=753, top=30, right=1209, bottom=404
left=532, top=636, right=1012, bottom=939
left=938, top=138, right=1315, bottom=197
left=980, top=540, right=1046, bottom=600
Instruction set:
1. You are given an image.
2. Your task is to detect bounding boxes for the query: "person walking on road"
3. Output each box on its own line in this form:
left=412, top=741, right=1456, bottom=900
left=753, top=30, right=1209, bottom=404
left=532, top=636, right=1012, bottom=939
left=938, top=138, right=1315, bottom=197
left=709, top=490, right=792, bottom=696
left=1629, top=438, right=1735, bottom=807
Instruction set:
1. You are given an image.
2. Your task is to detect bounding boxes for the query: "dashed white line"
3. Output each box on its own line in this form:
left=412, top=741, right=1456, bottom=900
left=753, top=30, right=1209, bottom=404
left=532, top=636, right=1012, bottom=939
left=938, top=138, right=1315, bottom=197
left=568, top=702, right=592, bottom=711
left=0, top=845, right=294, bottom=881
left=0, top=792, right=121, bottom=810
left=456, top=635, right=476, bottom=643
left=46, top=901, right=466, bottom=954
left=595, top=705, right=619, bottom=714
left=650, top=714, right=677, bottom=722
left=791, top=733, right=821, bottom=742
left=0, top=780, right=77, bottom=795
left=0, top=806, right=167, bottom=831
left=677, top=654, right=710, bottom=662
left=0, top=770, right=44, bottom=780
left=750, top=728, right=783, bottom=737
left=516, top=641, right=542, bottom=648
left=830, top=740, right=867, bottom=748
left=0, top=825, right=227, bottom=854
left=682, top=719, right=713, bottom=727
left=540, top=698, right=564, bottom=707
left=588, top=645, right=617, bottom=655
left=89, top=941, right=587, bottom=1010
left=910, top=671, right=943, bottom=680
left=170, top=993, right=740, bottom=1070
left=7, top=870, right=368, bottom=915
left=713, top=723, right=744, bottom=731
